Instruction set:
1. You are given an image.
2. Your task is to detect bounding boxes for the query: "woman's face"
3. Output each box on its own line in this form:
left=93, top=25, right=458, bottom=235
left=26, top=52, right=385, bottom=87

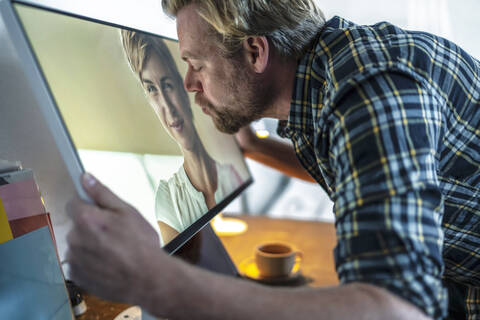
left=141, top=52, right=196, bottom=151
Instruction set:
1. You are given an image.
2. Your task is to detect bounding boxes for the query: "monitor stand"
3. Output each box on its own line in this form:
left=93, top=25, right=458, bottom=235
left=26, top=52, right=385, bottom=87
left=173, top=224, right=238, bottom=277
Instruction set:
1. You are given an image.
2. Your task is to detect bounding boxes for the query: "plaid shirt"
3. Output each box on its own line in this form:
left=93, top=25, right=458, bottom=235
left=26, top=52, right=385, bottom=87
left=278, top=16, right=480, bottom=319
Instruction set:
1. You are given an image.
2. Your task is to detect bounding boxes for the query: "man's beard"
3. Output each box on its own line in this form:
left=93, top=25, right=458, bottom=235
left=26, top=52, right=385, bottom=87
left=195, top=62, right=270, bottom=134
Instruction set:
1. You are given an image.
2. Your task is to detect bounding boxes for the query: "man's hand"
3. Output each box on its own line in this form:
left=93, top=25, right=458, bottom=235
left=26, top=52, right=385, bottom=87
left=66, top=173, right=164, bottom=305
left=65, top=174, right=431, bottom=320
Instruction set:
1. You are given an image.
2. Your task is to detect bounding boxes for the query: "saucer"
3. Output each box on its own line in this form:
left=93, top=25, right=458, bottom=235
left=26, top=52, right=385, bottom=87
left=238, top=257, right=302, bottom=284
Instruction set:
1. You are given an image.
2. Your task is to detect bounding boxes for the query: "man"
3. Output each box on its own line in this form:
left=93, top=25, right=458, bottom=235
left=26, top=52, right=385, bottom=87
left=67, top=1, right=480, bottom=319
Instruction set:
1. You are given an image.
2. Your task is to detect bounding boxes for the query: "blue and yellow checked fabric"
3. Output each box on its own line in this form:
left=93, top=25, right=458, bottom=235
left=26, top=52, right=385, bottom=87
left=278, top=16, right=480, bottom=319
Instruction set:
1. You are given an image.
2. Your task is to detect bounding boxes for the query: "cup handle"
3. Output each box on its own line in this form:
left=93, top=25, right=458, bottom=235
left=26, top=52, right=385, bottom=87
left=294, top=251, right=303, bottom=263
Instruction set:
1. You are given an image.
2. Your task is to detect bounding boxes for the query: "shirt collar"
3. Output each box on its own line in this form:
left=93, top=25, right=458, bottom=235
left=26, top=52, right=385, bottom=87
left=277, top=16, right=355, bottom=139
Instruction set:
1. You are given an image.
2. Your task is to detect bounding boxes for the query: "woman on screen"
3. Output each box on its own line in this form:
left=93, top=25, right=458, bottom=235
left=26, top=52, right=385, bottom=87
left=120, top=30, right=242, bottom=244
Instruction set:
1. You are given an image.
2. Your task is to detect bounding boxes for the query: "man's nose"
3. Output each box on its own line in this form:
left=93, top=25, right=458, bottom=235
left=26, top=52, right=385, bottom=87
left=184, top=68, right=202, bottom=93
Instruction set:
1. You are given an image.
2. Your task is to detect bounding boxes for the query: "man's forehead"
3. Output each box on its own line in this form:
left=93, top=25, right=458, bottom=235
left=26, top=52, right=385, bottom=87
left=176, top=3, right=211, bottom=58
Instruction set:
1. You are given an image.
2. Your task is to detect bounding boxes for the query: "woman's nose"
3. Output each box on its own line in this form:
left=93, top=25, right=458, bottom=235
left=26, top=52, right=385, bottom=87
left=165, top=100, right=178, bottom=117
left=158, top=92, right=178, bottom=118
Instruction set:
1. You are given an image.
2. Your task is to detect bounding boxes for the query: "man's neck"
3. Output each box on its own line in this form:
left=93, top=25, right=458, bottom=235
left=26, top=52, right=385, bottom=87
left=261, top=56, right=298, bottom=121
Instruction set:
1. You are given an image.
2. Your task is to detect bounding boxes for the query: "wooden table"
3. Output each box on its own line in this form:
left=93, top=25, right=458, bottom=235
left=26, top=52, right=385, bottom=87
left=77, top=216, right=338, bottom=319
left=219, top=215, right=338, bottom=287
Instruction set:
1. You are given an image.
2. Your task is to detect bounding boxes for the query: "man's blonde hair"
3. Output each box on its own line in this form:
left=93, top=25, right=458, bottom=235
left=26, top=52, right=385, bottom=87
left=120, top=29, right=181, bottom=84
left=162, top=0, right=325, bottom=58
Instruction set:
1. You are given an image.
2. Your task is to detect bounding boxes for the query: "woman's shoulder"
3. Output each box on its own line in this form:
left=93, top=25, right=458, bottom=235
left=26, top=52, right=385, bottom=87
left=154, top=170, right=184, bottom=222
left=155, top=168, right=184, bottom=201
left=157, top=167, right=188, bottom=190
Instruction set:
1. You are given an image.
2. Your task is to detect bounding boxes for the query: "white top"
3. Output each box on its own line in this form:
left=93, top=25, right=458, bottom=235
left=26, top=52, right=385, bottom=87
left=155, top=162, right=243, bottom=236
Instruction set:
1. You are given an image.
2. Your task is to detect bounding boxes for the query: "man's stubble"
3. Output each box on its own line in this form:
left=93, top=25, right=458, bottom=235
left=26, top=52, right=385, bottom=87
left=195, top=58, right=272, bottom=134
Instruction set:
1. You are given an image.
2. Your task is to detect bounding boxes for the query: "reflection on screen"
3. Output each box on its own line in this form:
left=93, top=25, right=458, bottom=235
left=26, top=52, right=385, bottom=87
left=15, top=3, right=251, bottom=246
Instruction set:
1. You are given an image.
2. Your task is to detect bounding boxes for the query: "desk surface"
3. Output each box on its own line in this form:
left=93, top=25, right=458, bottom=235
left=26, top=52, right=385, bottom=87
left=77, top=216, right=338, bottom=319
left=220, top=215, right=338, bottom=287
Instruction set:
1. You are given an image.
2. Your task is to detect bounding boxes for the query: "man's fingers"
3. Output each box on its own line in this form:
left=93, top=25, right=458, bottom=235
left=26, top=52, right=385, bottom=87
left=67, top=198, right=110, bottom=233
left=81, top=173, right=131, bottom=212
left=67, top=251, right=108, bottom=294
left=66, top=197, right=89, bottom=222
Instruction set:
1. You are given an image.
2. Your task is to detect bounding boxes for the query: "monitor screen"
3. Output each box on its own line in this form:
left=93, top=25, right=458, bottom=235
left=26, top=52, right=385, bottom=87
left=12, top=2, right=252, bottom=253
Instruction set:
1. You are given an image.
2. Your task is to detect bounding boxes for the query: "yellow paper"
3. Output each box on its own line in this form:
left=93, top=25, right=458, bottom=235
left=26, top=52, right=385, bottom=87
left=0, top=198, right=13, bottom=244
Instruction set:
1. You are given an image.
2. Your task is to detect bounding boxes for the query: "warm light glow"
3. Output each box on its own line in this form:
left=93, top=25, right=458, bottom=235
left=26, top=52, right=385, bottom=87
left=239, top=257, right=301, bottom=280
left=255, top=129, right=270, bottom=139
left=211, top=213, right=248, bottom=236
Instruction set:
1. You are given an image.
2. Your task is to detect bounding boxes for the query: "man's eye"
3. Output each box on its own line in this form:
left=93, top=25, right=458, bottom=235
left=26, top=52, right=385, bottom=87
left=191, top=64, right=202, bottom=72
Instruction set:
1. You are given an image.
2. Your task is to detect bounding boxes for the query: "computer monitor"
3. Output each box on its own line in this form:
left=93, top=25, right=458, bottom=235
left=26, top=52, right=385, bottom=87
left=0, top=0, right=252, bottom=262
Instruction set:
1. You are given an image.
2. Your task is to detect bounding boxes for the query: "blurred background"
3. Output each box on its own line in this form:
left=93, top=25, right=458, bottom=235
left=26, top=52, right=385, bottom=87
left=19, top=0, right=480, bottom=223
left=228, top=0, right=480, bottom=222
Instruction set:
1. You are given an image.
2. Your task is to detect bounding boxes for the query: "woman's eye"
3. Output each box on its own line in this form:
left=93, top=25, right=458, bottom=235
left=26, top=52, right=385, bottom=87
left=147, top=85, right=157, bottom=93
left=162, top=82, right=174, bottom=91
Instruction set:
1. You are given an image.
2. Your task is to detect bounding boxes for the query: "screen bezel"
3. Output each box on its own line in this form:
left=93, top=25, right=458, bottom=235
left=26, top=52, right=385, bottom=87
left=11, top=0, right=253, bottom=254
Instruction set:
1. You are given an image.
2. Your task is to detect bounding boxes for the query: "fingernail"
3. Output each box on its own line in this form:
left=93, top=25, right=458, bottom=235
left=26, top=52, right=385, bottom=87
left=83, top=173, right=96, bottom=188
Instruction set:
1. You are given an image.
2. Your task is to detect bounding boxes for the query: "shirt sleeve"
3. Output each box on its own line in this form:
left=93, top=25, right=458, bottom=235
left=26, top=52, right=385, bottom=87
left=329, top=71, right=447, bottom=319
left=155, top=180, right=181, bottom=233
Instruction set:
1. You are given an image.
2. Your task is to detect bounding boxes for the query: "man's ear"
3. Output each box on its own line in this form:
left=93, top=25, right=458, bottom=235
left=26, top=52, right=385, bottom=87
left=242, top=36, right=269, bottom=74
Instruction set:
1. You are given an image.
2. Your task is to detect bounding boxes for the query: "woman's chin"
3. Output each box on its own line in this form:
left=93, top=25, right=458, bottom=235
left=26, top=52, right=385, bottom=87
left=178, top=138, right=199, bottom=154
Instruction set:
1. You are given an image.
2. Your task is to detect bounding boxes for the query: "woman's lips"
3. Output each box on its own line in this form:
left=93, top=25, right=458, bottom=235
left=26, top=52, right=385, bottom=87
left=170, top=119, right=184, bottom=132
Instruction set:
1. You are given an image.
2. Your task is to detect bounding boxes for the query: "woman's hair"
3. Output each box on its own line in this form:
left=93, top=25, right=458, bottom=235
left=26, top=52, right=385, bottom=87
left=120, top=29, right=193, bottom=119
left=120, top=29, right=182, bottom=84
left=162, top=0, right=325, bottom=58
